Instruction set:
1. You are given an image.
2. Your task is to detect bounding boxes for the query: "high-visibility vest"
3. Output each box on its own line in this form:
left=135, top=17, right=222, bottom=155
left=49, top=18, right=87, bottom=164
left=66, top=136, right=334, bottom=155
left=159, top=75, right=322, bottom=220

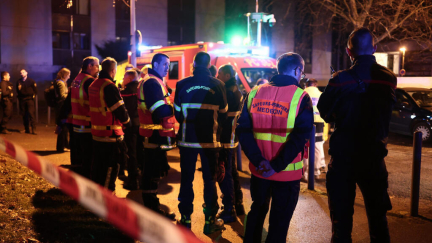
left=67, top=73, right=93, bottom=132
left=247, top=83, right=307, bottom=181
left=137, top=74, right=175, bottom=150
left=304, top=86, right=325, bottom=123
left=88, top=78, right=124, bottom=141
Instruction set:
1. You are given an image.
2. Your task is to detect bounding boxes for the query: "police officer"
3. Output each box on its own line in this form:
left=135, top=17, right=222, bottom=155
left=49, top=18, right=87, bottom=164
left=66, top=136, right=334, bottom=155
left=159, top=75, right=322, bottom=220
left=304, top=78, right=326, bottom=179
left=120, top=69, right=140, bottom=190
left=58, top=57, right=99, bottom=177
left=317, top=27, right=395, bottom=243
left=16, top=69, right=37, bottom=134
left=215, top=64, right=245, bottom=223
left=138, top=53, right=176, bottom=219
left=175, top=52, right=227, bottom=234
left=237, top=53, right=313, bottom=243
left=89, top=57, right=130, bottom=191
left=0, top=71, right=13, bottom=134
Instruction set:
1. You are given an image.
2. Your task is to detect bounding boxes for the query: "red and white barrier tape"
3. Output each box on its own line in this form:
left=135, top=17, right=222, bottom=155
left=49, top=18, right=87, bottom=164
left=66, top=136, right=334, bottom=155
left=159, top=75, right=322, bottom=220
left=0, top=137, right=202, bottom=243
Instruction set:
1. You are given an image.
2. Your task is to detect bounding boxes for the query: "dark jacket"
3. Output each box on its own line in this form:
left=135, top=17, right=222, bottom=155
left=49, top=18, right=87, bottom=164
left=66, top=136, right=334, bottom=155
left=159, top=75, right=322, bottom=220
left=317, top=55, right=397, bottom=159
left=57, top=71, right=95, bottom=125
left=1, top=80, right=14, bottom=100
left=220, top=77, right=243, bottom=148
left=98, top=70, right=130, bottom=127
left=16, top=77, right=37, bottom=100
left=237, top=75, right=313, bottom=172
left=174, top=66, right=228, bottom=148
left=121, top=80, right=140, bottom=127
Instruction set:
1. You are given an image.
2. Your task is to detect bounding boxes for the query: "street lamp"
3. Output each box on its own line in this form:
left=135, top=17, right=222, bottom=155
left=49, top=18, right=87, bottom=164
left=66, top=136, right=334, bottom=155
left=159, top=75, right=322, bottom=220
left=400, top=47, right=406, bottom=71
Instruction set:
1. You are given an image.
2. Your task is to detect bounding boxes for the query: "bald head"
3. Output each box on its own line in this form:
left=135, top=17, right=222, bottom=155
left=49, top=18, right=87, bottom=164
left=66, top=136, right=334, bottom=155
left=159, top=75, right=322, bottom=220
left=347, top=27, right=376, bottom=57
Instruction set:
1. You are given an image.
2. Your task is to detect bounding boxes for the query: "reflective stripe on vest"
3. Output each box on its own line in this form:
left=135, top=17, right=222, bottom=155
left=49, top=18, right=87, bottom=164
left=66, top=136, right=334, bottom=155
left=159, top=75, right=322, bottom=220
left=177, top=103, right=220, bottom=148
left=69, top=73, right=93, bottom=126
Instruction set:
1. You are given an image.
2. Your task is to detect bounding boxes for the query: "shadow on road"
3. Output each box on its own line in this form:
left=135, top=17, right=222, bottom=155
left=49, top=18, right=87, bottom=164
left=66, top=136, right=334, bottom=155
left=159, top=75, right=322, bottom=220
left=31, top=188, right=134, bottom=243
left=31, top=150, right=64, bottom=156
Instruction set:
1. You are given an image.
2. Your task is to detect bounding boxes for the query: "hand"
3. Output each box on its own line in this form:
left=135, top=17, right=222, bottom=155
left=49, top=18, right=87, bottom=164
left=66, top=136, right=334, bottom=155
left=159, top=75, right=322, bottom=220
left=256, top=160, right=275, bottom=177
left=54, top=125, right=62, bottom=134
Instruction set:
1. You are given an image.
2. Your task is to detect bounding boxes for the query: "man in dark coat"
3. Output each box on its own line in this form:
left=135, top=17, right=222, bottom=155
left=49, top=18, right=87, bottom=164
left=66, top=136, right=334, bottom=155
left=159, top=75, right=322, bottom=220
left=16, top=69, right=37, bottom=134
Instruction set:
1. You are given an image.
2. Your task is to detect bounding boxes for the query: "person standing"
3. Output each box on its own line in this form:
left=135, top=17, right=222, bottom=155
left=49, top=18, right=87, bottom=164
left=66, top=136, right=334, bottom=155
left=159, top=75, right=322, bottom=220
left=317, top=27, right=395, bottom=243
left=54, top=68, right=71, bottom=152
left=58, top=57, right=99, bottom=178
left=0, top=71, right=13, bottom=134
left=138, top=53, right=176, bottom=219
left=237, top=53, right=313, bottom=243
left=16, top=69, right=37, bottom=134
left=303, top=78, right=327, bottom=179
left=215, top=64, right=245, bottom=223
left=175, top=52, right=227, bottom=234
left=89, top=57, right=130, bottom=192
left=120, top=69, right=140, bottom=190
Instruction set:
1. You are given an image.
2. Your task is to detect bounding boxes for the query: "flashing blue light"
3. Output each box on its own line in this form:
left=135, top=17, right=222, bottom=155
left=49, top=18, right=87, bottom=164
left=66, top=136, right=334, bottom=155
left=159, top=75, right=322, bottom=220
left=138, top=45, right=163, bottom=51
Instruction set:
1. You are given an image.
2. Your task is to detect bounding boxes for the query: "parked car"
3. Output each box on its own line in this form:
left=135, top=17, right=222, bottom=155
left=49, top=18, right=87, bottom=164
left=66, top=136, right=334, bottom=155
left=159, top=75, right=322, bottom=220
left=390, top=87, right=432, bottom=142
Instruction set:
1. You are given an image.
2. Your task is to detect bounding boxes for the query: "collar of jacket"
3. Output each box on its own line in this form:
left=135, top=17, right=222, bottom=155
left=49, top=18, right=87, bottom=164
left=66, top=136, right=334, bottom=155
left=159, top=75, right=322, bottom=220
left=193, top=66, right=211, bottom=76
left=81, top=71, right=93, bottom=77
left=225, top=77, right=236, bottom=88
left=147, top=68, right=163, bottom=80
left=269, top=74, right=301, bottom=88
left=98, top=70, right=114, bottom=81
left=352, top=55, right=377, bottom=66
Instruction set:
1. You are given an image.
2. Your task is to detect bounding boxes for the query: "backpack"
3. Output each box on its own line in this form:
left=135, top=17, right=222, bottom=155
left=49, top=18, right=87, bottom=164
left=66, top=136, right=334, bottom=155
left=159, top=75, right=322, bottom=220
left=44, top=81, right=58, bottom=108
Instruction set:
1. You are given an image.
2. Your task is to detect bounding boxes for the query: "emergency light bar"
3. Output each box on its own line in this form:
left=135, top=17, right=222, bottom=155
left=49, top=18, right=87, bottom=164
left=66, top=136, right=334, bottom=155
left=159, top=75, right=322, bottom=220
left=211, top=46, right=269, bottom=57
left=138, top=45, right=163, bottom=51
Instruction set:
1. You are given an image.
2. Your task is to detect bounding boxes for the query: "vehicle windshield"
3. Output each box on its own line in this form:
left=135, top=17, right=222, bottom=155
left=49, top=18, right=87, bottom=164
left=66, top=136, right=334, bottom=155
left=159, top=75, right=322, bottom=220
left=237, top=68, right=278, bottom=92
left=407, top=91, right=432, bottom=107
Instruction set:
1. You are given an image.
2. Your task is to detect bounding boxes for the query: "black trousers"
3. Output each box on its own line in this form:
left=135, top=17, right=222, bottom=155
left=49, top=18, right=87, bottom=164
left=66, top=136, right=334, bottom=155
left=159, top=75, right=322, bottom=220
left=92, top=140, right=126, bottom=191
left=55, top=102, right=69, bottom=152
left=20, top=98, right=36, bottom=132
left=141, top=147, right=167, bottom=210
left=70, top=132, right=93, bottom=178
left=124, top=126, right=139, bottom=181
left=178, top=147, right=219, bottom=217
left=218, top=148, right=235, bottom=210
left=326, top=156, right=392, bottom=243
left=244, top=175, right=300, bottom=243
left=0, top=98, right=13, bottom=130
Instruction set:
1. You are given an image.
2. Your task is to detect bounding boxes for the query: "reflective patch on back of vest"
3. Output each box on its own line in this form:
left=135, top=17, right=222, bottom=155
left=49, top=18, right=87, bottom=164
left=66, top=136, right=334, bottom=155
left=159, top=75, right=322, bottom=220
left=250, top=98, right=290, bottom=117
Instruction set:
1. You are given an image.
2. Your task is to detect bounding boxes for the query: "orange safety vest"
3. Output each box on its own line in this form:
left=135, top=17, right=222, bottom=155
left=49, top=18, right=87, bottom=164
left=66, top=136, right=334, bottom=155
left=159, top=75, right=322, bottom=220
left=88, top=78, right=125, bottom=142
left=67, top=73, right=93, bottom=132
left=137, top=74, right=175, bottom=149
left=247, top=83, right=306, bottom=181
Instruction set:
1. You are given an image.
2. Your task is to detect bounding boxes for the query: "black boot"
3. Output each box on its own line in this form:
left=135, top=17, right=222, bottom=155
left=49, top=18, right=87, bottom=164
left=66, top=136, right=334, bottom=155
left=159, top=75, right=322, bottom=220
left=235, top=203, right=246, bottom=216
left=216, top=208, right=237, bottom=223
left=203, top=215, right=225, bottom=235
left=177, top=215, right=191, bottom=229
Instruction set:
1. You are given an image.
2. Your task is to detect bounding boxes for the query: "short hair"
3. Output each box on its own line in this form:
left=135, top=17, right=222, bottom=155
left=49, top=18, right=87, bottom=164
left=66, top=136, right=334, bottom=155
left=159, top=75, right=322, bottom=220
left=125, top=64, right=134, bottom=71
left=125, top=69, right=138, bottom=80
left=20, top=69, right=27, bottom=73
left=209, top=65, right=217, bottom=77
left=82, top=56, right=99, bottom=72
left=347, top=27, right=375, bottom=56
left=194, top=52, right=211, bottom=67
left=56, top=68, right=71, bottom=81
left=305, top=78, right=318, bottom=87
left=218, top=64, right=235, bottom=78
left=101, top=57, right=117, bottom=72
left=277, top=52, right=304, bottom=74
left=1, top=71, right=8, bottom=80
left=132, top=67, right=141, bottom=76
left=151, top=53, right=169, bottom=68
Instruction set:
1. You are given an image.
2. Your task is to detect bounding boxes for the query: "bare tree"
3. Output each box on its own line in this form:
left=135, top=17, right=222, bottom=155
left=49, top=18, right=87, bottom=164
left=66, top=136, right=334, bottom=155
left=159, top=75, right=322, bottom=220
left=295, top=0, right=432, bottom=47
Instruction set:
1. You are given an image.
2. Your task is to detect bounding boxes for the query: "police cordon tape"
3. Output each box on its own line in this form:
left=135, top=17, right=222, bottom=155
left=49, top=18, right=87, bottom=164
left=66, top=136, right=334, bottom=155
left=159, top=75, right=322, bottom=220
left=0, top=137, right=203, bottom=243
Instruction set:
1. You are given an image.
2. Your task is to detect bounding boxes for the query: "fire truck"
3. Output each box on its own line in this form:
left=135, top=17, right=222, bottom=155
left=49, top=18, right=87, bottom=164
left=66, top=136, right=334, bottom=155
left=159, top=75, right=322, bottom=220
left=127, top=42, right=278, bottom=94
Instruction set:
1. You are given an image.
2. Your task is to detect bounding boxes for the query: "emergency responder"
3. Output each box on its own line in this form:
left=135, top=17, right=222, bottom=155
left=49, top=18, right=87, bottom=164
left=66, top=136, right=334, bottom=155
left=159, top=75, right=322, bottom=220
left=0, top=71, right=13, bottom=134
left=16, top=69, right=37, bottom=134
left=138, top=53, right=176, bottom=219
left=317, top=27, right=395, bottom=243
left=89, top=57, right=130, bottom=191
left=58, top=56, right=99, bottom=177
left=120, top=69, right=140, bottom=190
left=237, top=52, right=313, bottom=243
left=303, top=78, right=326, bottom=180
left=175, top=52, right=227, bottom=234
left=215, top=64, right=245, bottom=223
